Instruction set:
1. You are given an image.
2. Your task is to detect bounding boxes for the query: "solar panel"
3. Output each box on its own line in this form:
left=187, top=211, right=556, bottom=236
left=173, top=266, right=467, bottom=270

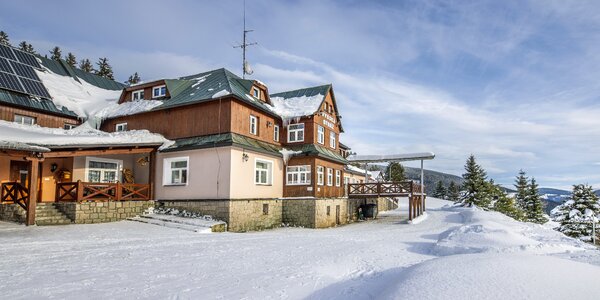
left=20, top=77, right=51, bottom=98
left=0, top=44, right=17, bottom=61
left=0, top=57, right=11, bottom=73
left=13, top=49, right=41, bottom=68
left=0, top=71, right=26, bottom=93
left=9, top=60, right=40, bottom=81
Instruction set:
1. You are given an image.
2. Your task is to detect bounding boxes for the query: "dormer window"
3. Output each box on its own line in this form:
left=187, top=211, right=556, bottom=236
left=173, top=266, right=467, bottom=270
left=153, top=85, right=167, bottom=98
left=132, top=90, right=144, bottom=100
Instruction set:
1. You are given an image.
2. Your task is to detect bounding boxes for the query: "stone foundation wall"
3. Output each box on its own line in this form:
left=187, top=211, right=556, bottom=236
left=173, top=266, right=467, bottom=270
left=55, top=201, right=154, bottom=224
left=157, top=200, right=230, bottom=223
left=282, top=199, right=316, bottom=228
left=376, top=197, right=398, bottom=212
left=314, top=198, right=348, bottom=228
left=229, top=199, right=282, bottom=232
left=0, top=204, right=26, bottom=223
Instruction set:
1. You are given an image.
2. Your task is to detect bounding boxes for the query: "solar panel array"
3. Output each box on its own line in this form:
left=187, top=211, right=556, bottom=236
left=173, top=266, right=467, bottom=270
left=0, top=44, right=50, bottom=99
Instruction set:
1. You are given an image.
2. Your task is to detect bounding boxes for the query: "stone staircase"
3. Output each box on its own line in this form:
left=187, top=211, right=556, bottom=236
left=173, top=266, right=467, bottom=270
left=129, top=214, right=226, bottom=232
left=35, top=203, right=73, bottom=226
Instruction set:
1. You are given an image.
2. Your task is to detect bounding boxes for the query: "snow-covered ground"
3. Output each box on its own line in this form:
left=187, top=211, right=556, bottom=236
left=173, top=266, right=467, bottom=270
left=1, top=198, right=599, bottom=299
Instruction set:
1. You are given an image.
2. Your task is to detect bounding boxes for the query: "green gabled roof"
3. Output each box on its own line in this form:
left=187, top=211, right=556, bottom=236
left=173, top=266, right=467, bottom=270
left=0, top=89, right=78, bottom=118
left=270, top=84, right=331, bottom=101
left=161, top=132, right=282, bottom=157
left=287, top=144, right=348, bottom=165
left=38, top=56, right=126, bottom=91
left=152, top=68, right=277, bottom=117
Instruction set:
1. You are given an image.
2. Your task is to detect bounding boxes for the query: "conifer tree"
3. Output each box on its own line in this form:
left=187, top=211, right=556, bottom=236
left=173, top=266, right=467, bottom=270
left=79, top=59, right=94, bottom=72
left=18, top=41, right=36, bottom=54
left=0, top=31, right=9, bottom=45
left=385, top=162, right=405, bottom=182
left=523, top=177, right=547, bottom=223
left=50, top=46, right=62, bottom=60
left=95, top=57, right=114, bottom=80
left=447, top=181, right=461, bottom=202
left=126, top=72, right=141, bottom=85
left=433, top=180, right=446, bottom=199
left=552, top=184, right=600, bottom=241
left=491, top=182, right=524, bottom=220
left=65, top=52, right=77, bottom=67
left=514, top=169, right=529, bottom=209
left=459, top=154, right=492, bottom=208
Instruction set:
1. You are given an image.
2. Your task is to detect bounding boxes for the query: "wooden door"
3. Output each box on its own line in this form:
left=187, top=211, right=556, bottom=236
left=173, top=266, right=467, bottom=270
left=335, top=205, right=341, bottom=225
left=10, top=160, right=30, bottom=188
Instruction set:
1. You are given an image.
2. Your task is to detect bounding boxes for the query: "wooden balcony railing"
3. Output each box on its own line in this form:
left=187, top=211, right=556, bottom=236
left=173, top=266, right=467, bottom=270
left=56, top=181, right=151, bottom=202
left=1, top=182, right=29, bottom=210
left=347, top=180, right=424, bottom=198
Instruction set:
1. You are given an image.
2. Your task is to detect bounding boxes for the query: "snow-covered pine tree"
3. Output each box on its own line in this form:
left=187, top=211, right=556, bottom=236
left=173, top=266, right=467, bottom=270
left=50, top=46, right=62, bottom=60
left=514, top=169, right=528, bottom=209
left=0, top=31, right=9, bottom=45
left=18, top=41, right=36, bottom=54
left=95, top=57, right=114, bottom=80
left=447, top=181, right=461, bottom=202
left=433, top=180, right=446, bottom=199
left=523, top=177, right=547, bottom=224
left=385, top=162, right=405, bottom=182
left=459, top=154, right=492, bottom=209
left=491, top=182, right=524, bottom=221
left=65, top=53, right=77, bottom=67
left=79, top=59, right=94, bottom=72
left=126, top=72, right=141, bottom=85
left=552, top=184, right=600, bottom=241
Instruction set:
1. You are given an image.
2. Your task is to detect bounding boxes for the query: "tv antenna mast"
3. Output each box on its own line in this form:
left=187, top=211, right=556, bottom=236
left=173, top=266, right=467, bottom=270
left=233, top=0, right=257, bottom=79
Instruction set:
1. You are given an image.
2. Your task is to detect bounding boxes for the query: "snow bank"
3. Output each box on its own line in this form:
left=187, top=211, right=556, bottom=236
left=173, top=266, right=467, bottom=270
left=0, top=120, right=169, bottom=148
left=432, top=207, right=591, bottom=256
left=379, top=253, right=600, bottom=300
left=94, top=99, right=163, bottom=119
left=269, top=94, right=324, bottom=119
left=35, top=68, right=122, bottom=118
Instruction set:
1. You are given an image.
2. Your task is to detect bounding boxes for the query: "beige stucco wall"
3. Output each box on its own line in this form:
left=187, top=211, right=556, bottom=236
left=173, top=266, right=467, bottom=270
left=229, top=147, right=283, bottom=199
left=72, top=154, right=148, bottom=184
left=155, top=147, right=232, bottom=200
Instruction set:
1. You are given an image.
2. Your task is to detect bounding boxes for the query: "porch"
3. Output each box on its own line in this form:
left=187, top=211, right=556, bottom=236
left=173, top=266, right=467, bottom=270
left=347, top=180, right=426, bottom=221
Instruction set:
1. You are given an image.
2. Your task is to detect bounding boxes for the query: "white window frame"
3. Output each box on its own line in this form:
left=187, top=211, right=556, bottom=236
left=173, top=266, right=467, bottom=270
left=253, top=88, right=259, bottom=98
left=152, top=85, right=166, bottom=98
left=330, top=132, right=336, bottom=149
left=286, top=165, right=311, bottom=186
left=287, top=123, right=305, bottom=143
left=254, top=158, right=273, bottom=185
left=63, top=123, right=75, bottom=130
left=250, top=115, right=258, bottom=135
left=163, top=156, right=189, bottom=186
left=115, top=122, right=128, bottom=132
left=273, top=125, right=280, bottom=142
left=317, top=125, right=325, bottom=144
left=85, top=157, right=123, bottom=183
left=14, top=114, right=36, bottom=125
left=336, top=170, right=341, bottom=187
left=132, top=89, right=144, bottom=100
left=327, top=168, right=333, bottom=186
left=317, top=166, right=324, bottom=186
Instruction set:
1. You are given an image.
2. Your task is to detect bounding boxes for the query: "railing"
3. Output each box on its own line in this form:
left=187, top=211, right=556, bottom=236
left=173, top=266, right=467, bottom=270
left=1, top=182, right=29, bottom=210
left=347, top=180, right=424, bottom=198
left=56, top=181, right=151, bottom=202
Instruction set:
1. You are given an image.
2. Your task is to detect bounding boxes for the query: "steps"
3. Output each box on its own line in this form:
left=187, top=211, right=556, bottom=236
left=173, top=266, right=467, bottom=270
left=35, top=203, right=72, bottom=226
left=129, top=214, right=226, bottom=233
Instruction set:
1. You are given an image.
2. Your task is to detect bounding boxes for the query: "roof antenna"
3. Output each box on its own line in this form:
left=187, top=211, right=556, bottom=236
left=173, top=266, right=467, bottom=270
left=233, top=0, right=257, bottom=79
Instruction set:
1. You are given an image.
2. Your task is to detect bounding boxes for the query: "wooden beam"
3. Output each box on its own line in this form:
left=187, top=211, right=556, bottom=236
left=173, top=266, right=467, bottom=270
left=43, top=147, right=156, bottom=158
left=149, top=150, right=156, bottom=200
left=25, top=157, right=42, bottom=226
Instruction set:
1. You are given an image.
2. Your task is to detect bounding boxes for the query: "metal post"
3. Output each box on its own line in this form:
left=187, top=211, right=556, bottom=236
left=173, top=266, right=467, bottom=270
left=593, top=218, right=596, bottom=245
left=420, top=159, right=425, bottom=212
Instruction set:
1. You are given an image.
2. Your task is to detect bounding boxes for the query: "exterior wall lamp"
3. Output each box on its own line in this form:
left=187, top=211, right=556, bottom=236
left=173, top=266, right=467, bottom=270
left=242, top=149, right=249, bottom=162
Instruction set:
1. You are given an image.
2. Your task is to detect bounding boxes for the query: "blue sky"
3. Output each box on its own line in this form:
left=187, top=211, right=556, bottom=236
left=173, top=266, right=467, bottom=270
left=2, top=0, right=600, bottom=190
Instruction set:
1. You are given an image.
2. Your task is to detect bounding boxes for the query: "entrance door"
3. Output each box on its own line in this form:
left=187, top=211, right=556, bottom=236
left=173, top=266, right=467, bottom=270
left=335, top=205, right=341, bottom=225
left=10, top=161, right=30, bottom=188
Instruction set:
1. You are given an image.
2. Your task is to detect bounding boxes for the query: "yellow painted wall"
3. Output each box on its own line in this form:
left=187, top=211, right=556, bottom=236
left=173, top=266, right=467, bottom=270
left=229, top=147, right=283, bottom=199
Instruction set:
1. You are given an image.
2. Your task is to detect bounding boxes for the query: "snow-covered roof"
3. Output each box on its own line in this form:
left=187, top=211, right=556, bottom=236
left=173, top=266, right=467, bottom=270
left=268, top=84, right=330, bottom=119
left=0, top=120, right=170, bottom=151
left=345, top=164, right=371, bottom=176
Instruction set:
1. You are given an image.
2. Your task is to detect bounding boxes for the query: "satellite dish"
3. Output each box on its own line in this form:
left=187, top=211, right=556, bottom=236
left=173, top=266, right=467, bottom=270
left=244, top=61, right=254, bottom=75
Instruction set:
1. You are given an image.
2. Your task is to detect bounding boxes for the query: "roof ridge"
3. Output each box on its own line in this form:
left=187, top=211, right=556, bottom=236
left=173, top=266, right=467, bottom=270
left=270, top=83, right=331, bottom=97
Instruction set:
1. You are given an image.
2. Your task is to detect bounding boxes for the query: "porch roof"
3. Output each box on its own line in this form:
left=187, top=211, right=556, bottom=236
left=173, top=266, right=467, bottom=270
left=160, top=132, right=283, bottom=157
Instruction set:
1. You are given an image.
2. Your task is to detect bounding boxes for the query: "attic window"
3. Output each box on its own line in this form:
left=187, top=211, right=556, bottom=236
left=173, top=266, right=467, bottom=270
left=253, top=88, right=261, bottom=99
left=132, top=90, right=144, bottom=100
left=153, top=85, right=167, bottom=98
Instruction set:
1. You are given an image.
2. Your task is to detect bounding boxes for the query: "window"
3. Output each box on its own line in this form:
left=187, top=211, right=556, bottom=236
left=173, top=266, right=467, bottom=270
left=163, top=157, right=189, bottom=185
left=63, top=123, right=75, bottom=130
left=153, top=85, right=166, bottom=98
left=255, top=159, right=272, bottom=185
left=253, top=88, right=259, bottom=98
left=286, top=165, right=311, bottom=185
left=249, top=115, right=258, bottom=135
left=115, top=123, right=128, bottom=132
left=288, top=123, right=304, bottom=142
left=327, top=168, right=333, bottom=186
left=317, top=125, right=325, bottom=144
left=273, top=125, right=280, bottom=142
left=263, top=203, right=269, bottom=215
left=336, top=170, right=341, bottom=187
left=132, top=89, right=144, bottom=100
left=317, top=166, right=324, bottom=185
left=14, top=114, right=36, bottom=125
left=86, top=157, right=122, bottom=183
left=330, top=132, right=336, bottom=149
left=327, top=206, right=331, bottom=216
